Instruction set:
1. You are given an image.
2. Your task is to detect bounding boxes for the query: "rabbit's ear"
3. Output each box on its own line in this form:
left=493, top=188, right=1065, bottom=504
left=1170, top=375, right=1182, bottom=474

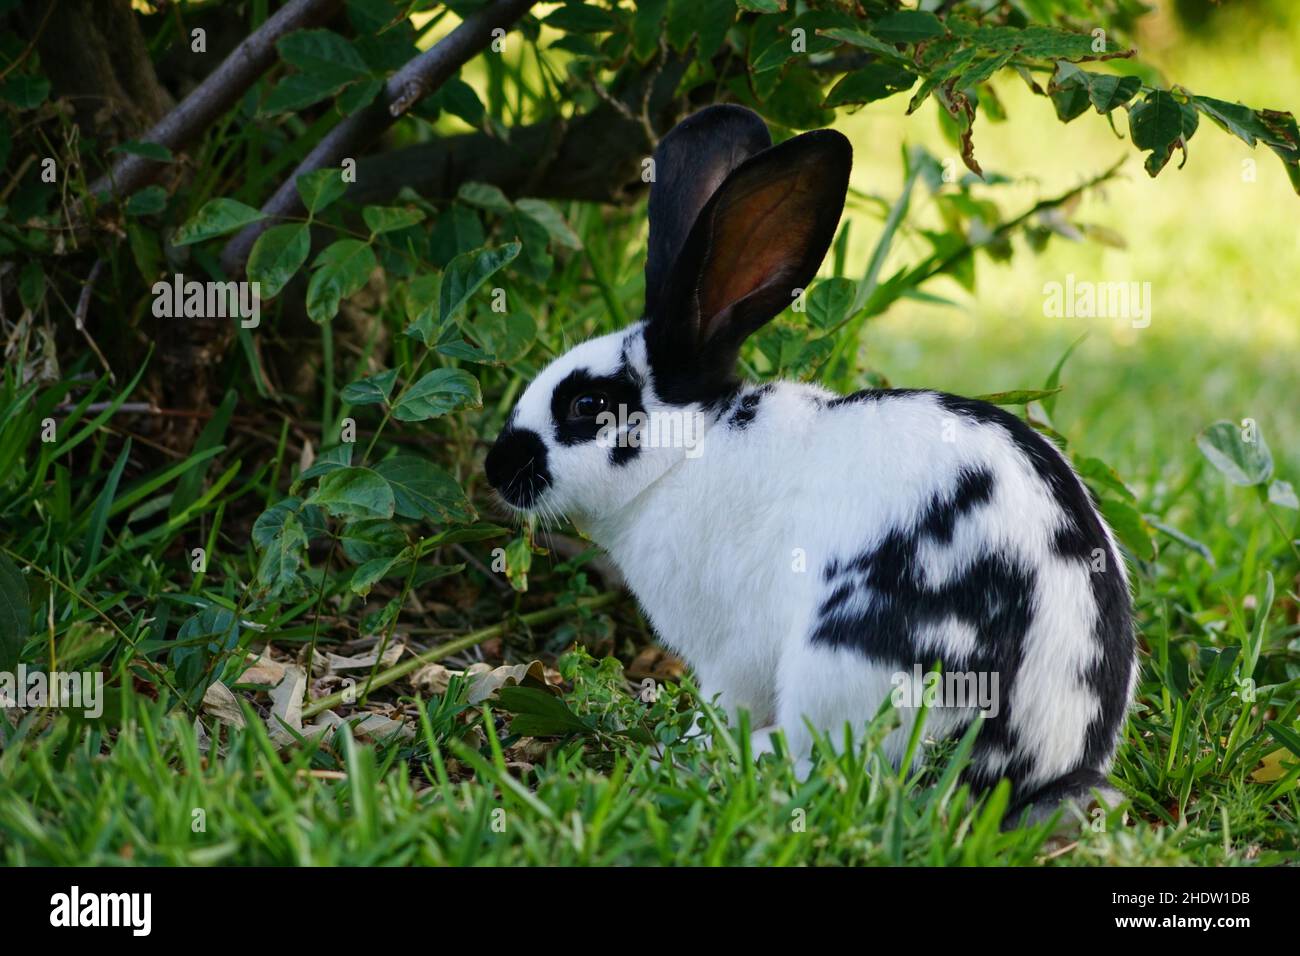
left=646, top=128, right=852, bottom=404
left=645, top=105, right=772, bottom=320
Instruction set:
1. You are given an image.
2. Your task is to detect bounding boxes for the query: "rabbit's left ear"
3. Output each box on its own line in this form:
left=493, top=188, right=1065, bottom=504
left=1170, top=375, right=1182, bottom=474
left=645, top=129, right=852, bottom=404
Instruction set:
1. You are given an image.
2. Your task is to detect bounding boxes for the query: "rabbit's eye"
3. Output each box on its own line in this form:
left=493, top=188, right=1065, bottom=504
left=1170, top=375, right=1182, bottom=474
left=569, top=392, right=609, bottom=419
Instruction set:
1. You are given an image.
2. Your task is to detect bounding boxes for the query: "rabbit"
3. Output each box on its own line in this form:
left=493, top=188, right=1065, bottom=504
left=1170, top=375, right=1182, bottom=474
left=484, top=104, right=1136, bottom=825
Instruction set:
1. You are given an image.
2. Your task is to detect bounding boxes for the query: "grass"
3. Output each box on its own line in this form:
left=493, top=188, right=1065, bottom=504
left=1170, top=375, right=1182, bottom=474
left=1, top=2, right=1297, bottom=867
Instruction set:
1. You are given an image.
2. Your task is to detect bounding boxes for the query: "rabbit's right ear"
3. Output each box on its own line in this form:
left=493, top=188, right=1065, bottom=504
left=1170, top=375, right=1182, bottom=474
left=644, top=105, right=772, bottom=320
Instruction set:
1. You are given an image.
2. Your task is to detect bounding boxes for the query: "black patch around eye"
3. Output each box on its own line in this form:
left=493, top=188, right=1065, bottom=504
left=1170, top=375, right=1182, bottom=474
left=550, top=367, right=646, bottom=452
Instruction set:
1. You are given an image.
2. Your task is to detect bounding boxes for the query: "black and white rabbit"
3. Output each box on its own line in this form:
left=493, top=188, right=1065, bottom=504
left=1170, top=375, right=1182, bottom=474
left=485, top=105, right=1136, bottom=823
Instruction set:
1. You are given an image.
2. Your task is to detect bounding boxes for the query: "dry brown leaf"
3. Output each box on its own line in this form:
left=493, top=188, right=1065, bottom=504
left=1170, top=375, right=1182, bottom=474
left=239, top=649, right=287, bottom=687
left=465, top=659, right=560, bottom=705
left=268, top=664, right=307, bottom=747
left=322, top=643, right=403, bottom=675
left=412, top=662, right=453, bottom=696
left=201, top=681, right=246, bottom=727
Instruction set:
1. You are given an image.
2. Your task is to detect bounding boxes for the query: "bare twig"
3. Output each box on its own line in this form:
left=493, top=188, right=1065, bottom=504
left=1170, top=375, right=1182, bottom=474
left=88, top=0, right=345, bottom=203
left=220, top=0, right=538, bottom=276
left=73, top=258, right=114, bottom=382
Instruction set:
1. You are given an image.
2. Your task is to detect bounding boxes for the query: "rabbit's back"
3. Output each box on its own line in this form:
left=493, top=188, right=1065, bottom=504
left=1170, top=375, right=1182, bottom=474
left=603, top=382, right=1135, bottom=797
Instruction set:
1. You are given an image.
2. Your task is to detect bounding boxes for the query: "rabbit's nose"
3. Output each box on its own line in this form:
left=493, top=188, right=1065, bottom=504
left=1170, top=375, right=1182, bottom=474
left=485, top=427, right=551, bottom=508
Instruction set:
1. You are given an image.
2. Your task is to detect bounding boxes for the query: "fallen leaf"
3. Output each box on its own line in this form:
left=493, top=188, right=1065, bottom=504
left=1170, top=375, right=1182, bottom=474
left=412, top=662, right=453, bottom=696
left=268, top=664, right=307, bottom=746
left=201, top=681, right=247, bottom=727
left=239, top=649, right=287, bottom=686
left=1251, top=746, right=1298, bottom=783
left=466, top=659, right=560, bottom=705
left=321, top=643, right=403, bottom=675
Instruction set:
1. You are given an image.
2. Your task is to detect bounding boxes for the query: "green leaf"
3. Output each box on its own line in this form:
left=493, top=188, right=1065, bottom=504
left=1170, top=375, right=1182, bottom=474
left=495, top=685, right=595, bottom=737
left=125, top=185, right=168, bottom=216
left=374, top=456, right=475, bottom=523
left=872, top=11, right=945, bottom=44
left=1051, top=63, right=1141, bottom=118
left=1193, top=95, right=1291, bottom=149
left=457, top=181, right=513, bottom=214
left=306, top=239, right=378, bottom=323
left=306, top=467, right=395, bottom=519
left=336, top=78, right=383, bottom=115
left=1129, top=90, right=1197, bottom=176
left=363, top=205, right=426, bottom=234
left=805, top=277, right=856, bottom=329
left=262, top=72, right=348, bottom=114
left=296, top=445, right=354, bottom=483
left=391, top=368, right=482, bottom=422
left=1086, top=73, right=1142, bottom=113
left=543, top=4, right=619, bottom=32
left=514, top=199, right=582, bottom=250
left=1267, top=479, right=1298, bottom=510
left=818, top=27, right=909, bottom=61
left=1196, top=420, right=1273, bottom=486
left=18, top=261, right=43, bottom=311
left=1076, top=456, right=1136, bottom=502
left=1042, top=332, right=1087, bottom=417
left=632, top=0, right=667, bottom=60
left=435, top=78, right=485, bottom=126
left=247, top=224, right=311, bottom=299
left=341, top=518, right=407, bottom=564
left=1146, top=517, right=1215, bottom=566
left=340, top=368, right=398, bottom=406
left=255, top=511, right=309, bottom=598
left=503, top=534, right=532, bottom=592
left=0, top=552, right=30, bottom=671
left=974, top=387, right=1063, bottom=406
left=472, top=309, right=537, bottom=364
left=350, top=556, right=399, bottom=595
left=0, top=74, right=50, bottom=109
left=1098, top=498, right=1156, bottom=562
left=439, top=243, right=520, bottom=326
left=1265, top=720, right=1300, bottom=760
left=173, top=199, right=266, bottom=245
left=824, top=64, right=916, bottom=108
left=277, top=29, right=370, bottom=86
left=296, top=168, right=349, bottom=216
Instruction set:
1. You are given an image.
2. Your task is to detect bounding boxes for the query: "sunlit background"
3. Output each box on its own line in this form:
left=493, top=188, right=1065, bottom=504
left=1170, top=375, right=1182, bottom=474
left=440, top=0, right=1299, bottom=498
left=843, top=0, right=1300, bottom=491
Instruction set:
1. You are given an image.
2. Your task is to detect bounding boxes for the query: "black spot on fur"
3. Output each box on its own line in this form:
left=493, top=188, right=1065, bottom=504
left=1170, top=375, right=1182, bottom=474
left=727, top=385, right=772, bottom=430
left=919, top=468, right=995, bottom=543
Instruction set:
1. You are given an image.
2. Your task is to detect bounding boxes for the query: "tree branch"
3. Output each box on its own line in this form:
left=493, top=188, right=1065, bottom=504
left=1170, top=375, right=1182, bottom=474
left=220, top=0, right=538, bottom=276
left=342, top=56, right=690, bottom=208
left=89, top=0, right=345, bottom=202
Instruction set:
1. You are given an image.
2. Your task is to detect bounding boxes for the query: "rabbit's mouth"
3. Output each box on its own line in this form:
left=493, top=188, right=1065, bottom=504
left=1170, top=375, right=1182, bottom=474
left=484, top=426, right=552, bottom=510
